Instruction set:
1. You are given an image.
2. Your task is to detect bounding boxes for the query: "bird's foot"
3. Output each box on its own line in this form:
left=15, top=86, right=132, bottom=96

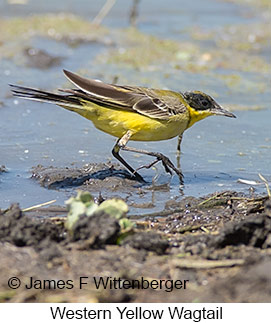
left=135, top=153, right=183, bottom=183
left=156, top=153, right=183, bottom=182
left=132, top=171, right=146, bottom=183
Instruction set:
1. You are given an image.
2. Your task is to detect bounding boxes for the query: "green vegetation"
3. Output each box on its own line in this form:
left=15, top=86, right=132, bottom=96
left=65, top=190, right=133, bottom=233
left=102, top=27, right=198, bottom=70
left=0, top=13, right=107, bottom=42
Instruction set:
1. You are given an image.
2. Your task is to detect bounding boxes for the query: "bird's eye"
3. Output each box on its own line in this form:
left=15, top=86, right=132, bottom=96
left=201, top=100, right=208, bottom=107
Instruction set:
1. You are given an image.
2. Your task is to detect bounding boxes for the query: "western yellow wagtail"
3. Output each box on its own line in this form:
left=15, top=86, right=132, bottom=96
left=10, top=70, right=236, bottom=182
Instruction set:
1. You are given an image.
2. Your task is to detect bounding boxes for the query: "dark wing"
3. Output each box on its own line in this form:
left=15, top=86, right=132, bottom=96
left=63, top=70, right=185, bottom=120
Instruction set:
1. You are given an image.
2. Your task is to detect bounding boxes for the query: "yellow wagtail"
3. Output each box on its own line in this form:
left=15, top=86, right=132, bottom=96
left=10, top=70, right=236, bottom=182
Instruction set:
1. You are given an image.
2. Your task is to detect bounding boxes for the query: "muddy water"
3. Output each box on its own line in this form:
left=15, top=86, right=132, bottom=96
left=0, top=0, right=270, bottom=213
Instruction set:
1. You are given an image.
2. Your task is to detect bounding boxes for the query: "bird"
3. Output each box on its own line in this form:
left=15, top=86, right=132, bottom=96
left=10, top=70, right=236, bottom=183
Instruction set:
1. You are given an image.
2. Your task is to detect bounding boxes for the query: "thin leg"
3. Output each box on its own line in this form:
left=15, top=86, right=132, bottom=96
left=177, top=134, right=183, bottom=155
left=176, top=134, right=183, bottom=169
left=112, top=131, right=184, bottom=183
left=122, top=146, right=183, bottom=182
left=112, top=131, right=145, bottom=182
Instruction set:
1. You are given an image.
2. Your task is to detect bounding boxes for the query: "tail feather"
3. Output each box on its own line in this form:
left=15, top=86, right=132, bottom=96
left=9, top=84, right=84, bottom=110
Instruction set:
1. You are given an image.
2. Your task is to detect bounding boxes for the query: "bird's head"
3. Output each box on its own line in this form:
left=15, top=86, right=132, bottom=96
left=183, top=91, right=236, bottom=128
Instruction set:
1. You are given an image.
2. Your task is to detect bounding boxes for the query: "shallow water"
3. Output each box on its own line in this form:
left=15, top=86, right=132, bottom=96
left=0, top=0, right=270, bottom=213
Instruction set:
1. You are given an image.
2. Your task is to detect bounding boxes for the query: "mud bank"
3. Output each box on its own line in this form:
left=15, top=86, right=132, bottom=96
left=0, top=191, right=270, bottom=302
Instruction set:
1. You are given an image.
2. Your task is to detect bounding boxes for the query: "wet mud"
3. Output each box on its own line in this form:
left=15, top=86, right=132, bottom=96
left=0, top=191, right=270, bottom=303
left=31, top=163, right=140, bottom=191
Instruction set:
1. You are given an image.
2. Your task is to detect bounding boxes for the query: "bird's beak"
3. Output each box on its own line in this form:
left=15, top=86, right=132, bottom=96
left=211, top=103, right=236, bottom=118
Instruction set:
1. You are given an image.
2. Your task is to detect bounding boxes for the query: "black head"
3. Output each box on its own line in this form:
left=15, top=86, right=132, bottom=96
left=183, top=91, right=236, bottom=118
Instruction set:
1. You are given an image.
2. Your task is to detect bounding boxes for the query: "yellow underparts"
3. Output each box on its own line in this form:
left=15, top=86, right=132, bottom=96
left=63, top=101, right=190, bottom=141
left=62, top=101, right=213, bottom=141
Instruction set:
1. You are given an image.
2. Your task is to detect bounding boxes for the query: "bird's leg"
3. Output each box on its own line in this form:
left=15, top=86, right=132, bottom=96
left=176, top=134, right=183, bottom=169
left=177, top=134, right=183, bottom=155
left=112, top=131, right=145, bottom=182
left=134, top=158, right=161, bottom=172
left=121, top=145, right=184, bottom=183
left=112, top=131, right=184, bottom=183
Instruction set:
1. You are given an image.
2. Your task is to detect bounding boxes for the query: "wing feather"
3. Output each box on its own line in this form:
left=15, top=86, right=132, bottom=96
left=63, top=70, right=185, bottom=120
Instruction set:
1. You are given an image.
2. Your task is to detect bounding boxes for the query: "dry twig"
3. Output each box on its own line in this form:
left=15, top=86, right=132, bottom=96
left=22, top=199, right=56, bottom=212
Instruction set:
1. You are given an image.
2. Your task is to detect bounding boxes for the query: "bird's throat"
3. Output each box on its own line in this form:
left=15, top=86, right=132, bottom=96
left=187, top=106, right=212, bottom=128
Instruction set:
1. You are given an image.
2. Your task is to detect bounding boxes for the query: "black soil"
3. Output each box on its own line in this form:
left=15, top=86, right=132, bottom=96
left=0, top=190, right=270, bottom=303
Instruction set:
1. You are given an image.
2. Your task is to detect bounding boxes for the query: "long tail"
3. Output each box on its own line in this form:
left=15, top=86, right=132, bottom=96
left=9, top=84, right=84, bottom=110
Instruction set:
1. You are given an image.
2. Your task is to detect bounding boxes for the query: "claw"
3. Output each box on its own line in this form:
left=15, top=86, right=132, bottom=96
left=120, top=143, right=184, bottom=184
left=157, top=154, right=183, bottom=183
left=161, top=160, right=172, bottom=175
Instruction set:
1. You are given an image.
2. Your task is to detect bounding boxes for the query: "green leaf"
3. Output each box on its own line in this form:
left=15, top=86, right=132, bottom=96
left=64, top=191, right=129, bottom=233
left=119, top=218, right=135, bottom=230
left=97, top=199, right=129, bottom=219
left=65, top=191, right=97, bottom=230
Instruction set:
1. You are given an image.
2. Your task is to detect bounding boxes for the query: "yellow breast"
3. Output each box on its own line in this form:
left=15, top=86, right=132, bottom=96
left=76, top=103, right=190, bottom=141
